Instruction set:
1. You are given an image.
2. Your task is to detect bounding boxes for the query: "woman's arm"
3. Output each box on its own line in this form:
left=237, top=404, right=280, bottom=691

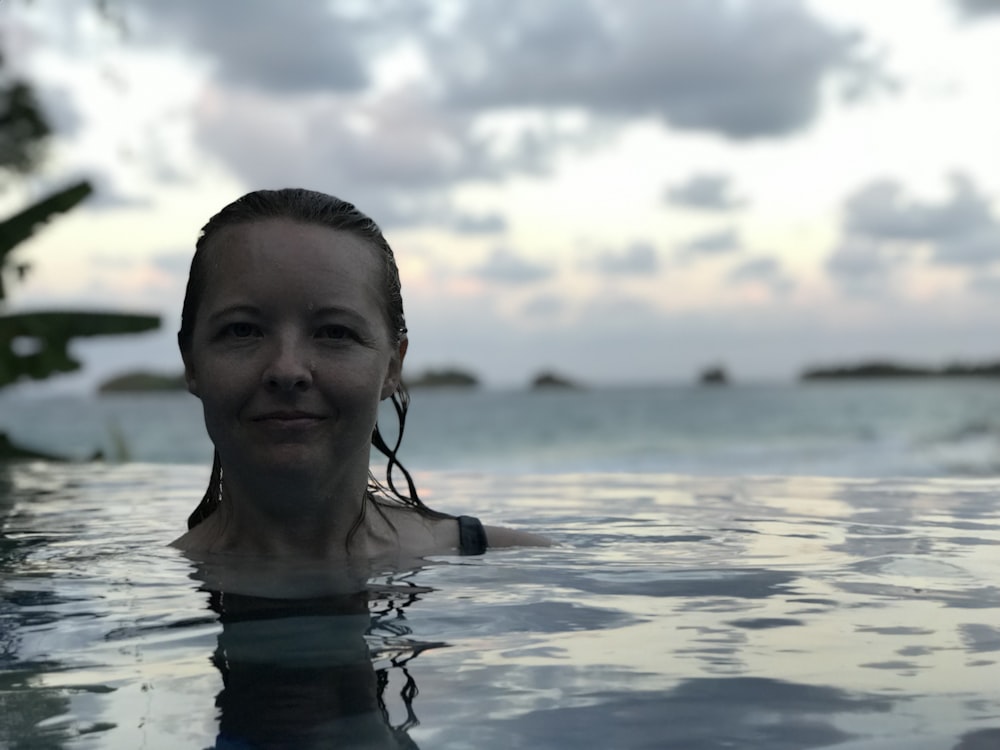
left=483, top=525, right=553, bottom=548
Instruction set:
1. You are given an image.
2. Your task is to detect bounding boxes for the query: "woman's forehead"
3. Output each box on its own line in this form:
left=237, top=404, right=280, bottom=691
left=206, top=218, right=375, bottom=258
left=199, top=219, right=385, bottom=306
left=205, top=220, right=380, bottom=275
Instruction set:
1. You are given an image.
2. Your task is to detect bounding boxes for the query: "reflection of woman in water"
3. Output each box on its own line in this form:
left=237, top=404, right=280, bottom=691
left=171, top=188, right=547, bottom=560
left=208, top=579, right=428, bottom=749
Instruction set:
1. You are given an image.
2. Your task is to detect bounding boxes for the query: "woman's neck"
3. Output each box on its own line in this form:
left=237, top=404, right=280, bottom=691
left=195, top=467, right=377, bottom=558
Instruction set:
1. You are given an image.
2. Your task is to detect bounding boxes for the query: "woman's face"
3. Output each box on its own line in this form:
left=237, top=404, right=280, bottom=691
left=182, top=218, right=405, bottom=481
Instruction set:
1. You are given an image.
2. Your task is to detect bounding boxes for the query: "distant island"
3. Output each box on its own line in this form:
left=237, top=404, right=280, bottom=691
left=406, top=368, right=479, bottom=388
left=531, top=371, right=580, bottom=389
left=98, top=371, right=187, bottom=393
left=800, top=360, right=1000, bottom=381
left=698, top=365, right=728, bottom=386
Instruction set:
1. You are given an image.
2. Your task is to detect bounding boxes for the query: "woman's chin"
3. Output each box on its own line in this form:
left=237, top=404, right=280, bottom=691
left=230, top=443, right=330, bottom=480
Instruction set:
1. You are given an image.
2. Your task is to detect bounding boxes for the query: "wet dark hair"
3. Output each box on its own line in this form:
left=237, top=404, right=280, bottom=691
left=178, top=188, right=447, bottom=532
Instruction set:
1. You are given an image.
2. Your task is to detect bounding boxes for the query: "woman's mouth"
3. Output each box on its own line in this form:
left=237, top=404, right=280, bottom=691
left=252, top=411, right=326, bottom=428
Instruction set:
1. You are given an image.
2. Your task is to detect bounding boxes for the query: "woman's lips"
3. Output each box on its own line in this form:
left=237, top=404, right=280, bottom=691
left=253, top=410, right=324, bottom=421
left=252, top=411, right=326, bottom=428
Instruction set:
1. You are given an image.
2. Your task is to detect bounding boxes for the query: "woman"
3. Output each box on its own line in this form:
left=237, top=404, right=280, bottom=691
left=171, top=188, right=547, bottom=561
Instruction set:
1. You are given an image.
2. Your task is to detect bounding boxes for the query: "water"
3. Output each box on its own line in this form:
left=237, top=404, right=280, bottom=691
left=2, top=463, right=999, bottom=748
left=3, top=380, right=1000, bottom=476
left=2, top=382, right=1000, bottom=747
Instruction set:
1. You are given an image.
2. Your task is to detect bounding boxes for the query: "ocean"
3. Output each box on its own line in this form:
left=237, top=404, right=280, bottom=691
left=2, top=380, right=1000, bottom=747
left=2, top=379, right=1000, bottom=478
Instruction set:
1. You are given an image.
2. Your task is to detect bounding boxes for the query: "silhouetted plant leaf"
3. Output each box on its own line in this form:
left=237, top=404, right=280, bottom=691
left=0, top=310, right=160, bottom=386
left=0, top=180, right=93, bottom=269
left=0, top=77, right=51, bottom=175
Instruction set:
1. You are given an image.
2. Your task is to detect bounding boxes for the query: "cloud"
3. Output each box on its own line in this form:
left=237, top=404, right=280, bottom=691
left=520, top=294, right=566, bottom=318
left=728, top=256, right=779, bottom=281
left=842, top=173, right=1000, bottom=268
left=430, top=0, right=879, bottom=139
left=197, top=88, right=496, bottom=190
left=677, top=227, right=742, bottom=259
left=593, top=241, right=659, bottom=276
left=34, top=82, right=83, bottom=137
left=666, top=173, right=746, bottom=210
left=954, top=0, right=1000, bottom=20
left=826, top=238, right=890, bottom=281
left=191, top=80, right=586, bottom=229
left=471, top=248, right=554, bottom=285
left=131, top=0, right=375, bottom=94
left=367, top=200, right=509, bottom=233
left=967, top=271, right=1000, bottom=297
left=728, top=256, right=795, bottom=296
left=151, top=253, right=193, bottom=279
left=824, top=236, right=912, bottom=300
left=128, top=0, right=888, bottom=213
left=192, top=87, right=521, bottom=226
left=82, top=179, right=152, bottom=211
left=450, top=211, right=508, bottom=235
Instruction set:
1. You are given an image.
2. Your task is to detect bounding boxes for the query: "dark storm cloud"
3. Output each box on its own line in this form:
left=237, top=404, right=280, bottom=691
left=471, top=248, right=554, bottom=285
left=842, top=173, right=1000, bottom=268
left=430, top=0, right=879, bottom=139
left=666, top=173, right=746, bottom=210
left=132, top=0, right=374, bottom=94
left=678, top=227, right=742, bottom=259
left=593, top=241, right=659, bottom=276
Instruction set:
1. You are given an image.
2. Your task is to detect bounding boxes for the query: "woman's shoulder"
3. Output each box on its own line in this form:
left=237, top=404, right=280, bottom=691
left=386, top=506, right=551, bottom=553
left=169, top=518, right=216, bottom=552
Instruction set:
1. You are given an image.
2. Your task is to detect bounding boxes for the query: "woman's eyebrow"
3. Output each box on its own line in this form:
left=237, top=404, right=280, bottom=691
left=206, top=304, right=261, bottom=324
left=311, top=306, right=369, bottom=324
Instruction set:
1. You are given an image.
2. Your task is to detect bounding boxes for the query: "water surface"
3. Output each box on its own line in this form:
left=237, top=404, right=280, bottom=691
left=2, top=463, right=999, bottom=748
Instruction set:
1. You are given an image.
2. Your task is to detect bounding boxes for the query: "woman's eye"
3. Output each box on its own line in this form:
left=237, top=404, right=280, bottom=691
left=317, top=324, right=354, bottom=340
left=226, top=322, right=258, bottom=338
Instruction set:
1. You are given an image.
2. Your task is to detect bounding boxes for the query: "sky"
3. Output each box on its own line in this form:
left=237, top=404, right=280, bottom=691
left=1, top=0, right=999, bottom=392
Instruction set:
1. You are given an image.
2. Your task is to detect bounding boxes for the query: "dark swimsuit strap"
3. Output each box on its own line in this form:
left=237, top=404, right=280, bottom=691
left=456, top=515, right=488, bottom=555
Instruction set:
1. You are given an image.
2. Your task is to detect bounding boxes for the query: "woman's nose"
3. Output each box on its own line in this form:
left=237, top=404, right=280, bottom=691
left=262, top=337, right=313, bottom=391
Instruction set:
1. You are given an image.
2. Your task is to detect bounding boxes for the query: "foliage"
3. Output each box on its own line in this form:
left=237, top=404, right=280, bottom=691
left=0, top=310, right=160, bottom=386
left=0, top=50, right=51, bottom=178
left=0, top=41, right=161, bottom=458
left=0, top=180, right=93, bottom=301
left=0, top=180, right=161, bottom=387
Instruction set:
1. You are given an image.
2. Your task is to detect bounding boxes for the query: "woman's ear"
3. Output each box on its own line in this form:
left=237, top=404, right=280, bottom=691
left=381, top=337, right=408, bottom=400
